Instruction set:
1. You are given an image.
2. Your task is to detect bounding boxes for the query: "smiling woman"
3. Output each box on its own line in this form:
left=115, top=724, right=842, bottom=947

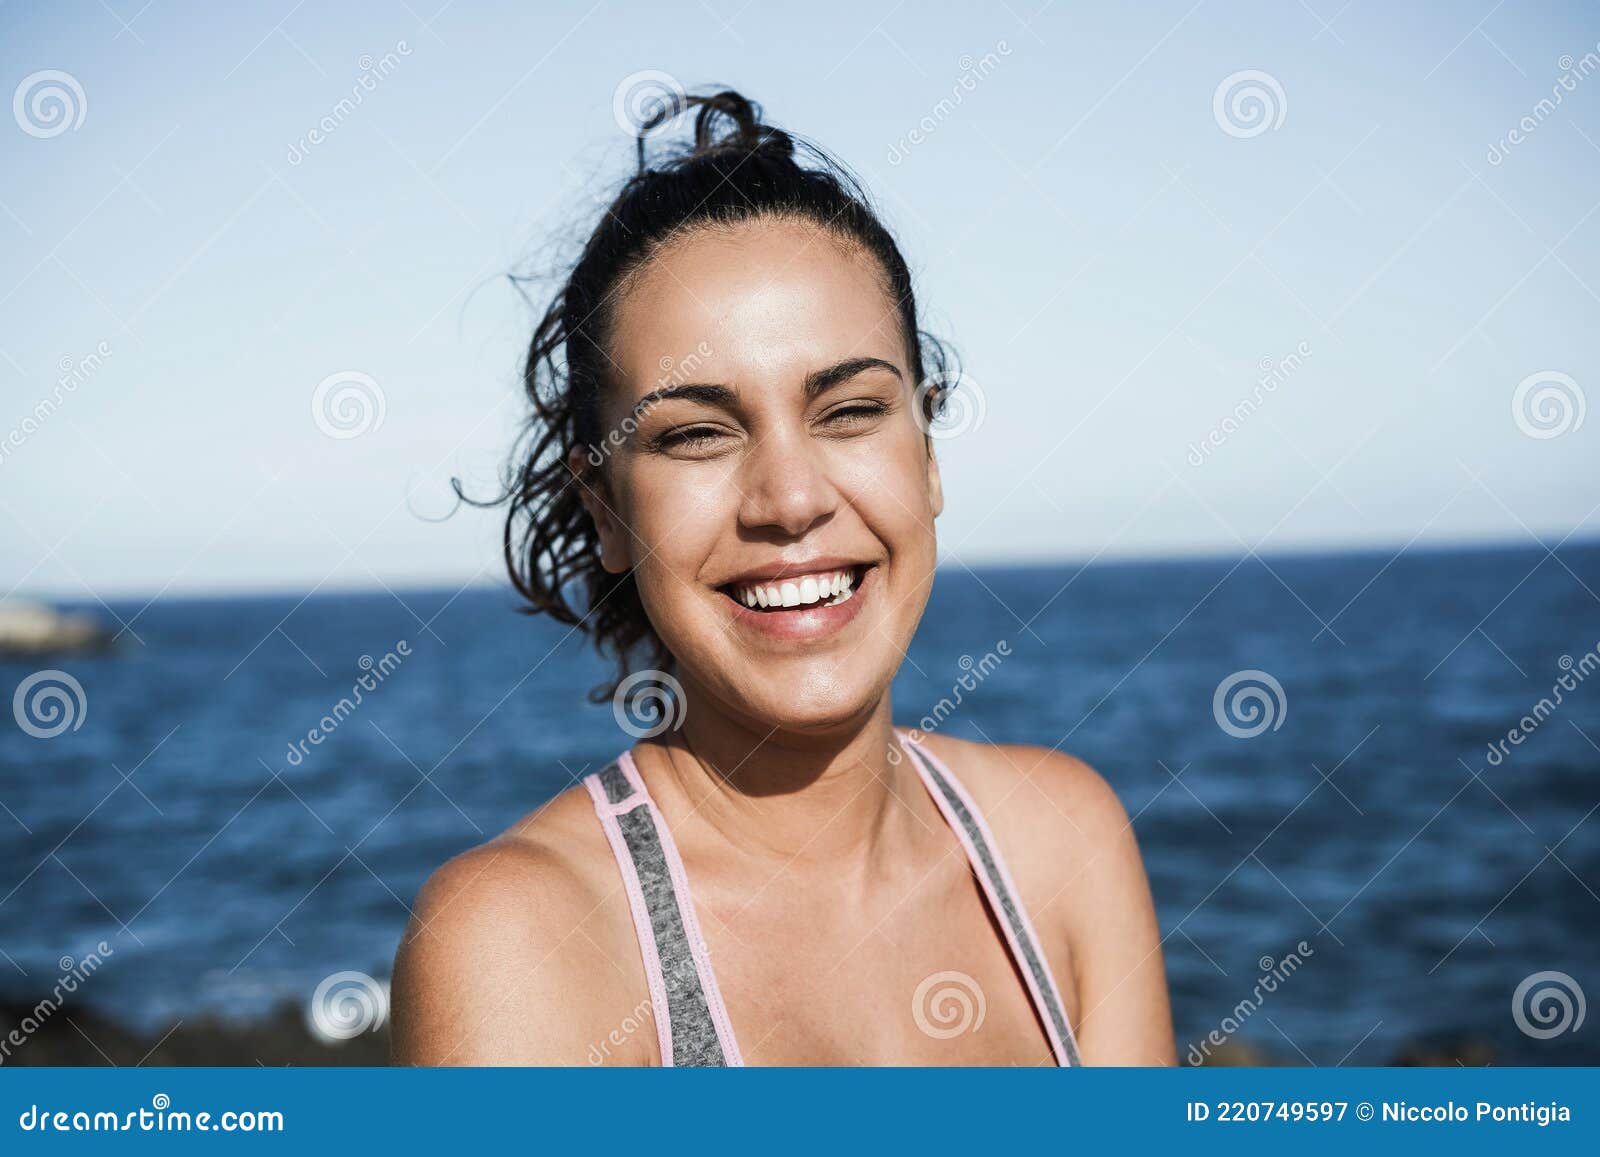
left=389, top=90, right=1175, bottom=1067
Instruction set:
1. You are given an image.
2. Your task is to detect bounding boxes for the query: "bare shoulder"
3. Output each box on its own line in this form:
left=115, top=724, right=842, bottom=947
left=390, top=781, right=644, bottom=1065
left=914, top=732, right=1175, bottom=1064
left=914, top=733, right=1135, bottom=872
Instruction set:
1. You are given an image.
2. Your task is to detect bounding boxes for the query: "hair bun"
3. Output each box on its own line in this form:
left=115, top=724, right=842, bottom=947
left=635, top=89, right=795, bottom=171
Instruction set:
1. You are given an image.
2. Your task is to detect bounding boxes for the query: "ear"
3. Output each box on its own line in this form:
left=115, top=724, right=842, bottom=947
left=924, top=438, right=944, bottom=520
left=567, top=445, right=633, bottom=574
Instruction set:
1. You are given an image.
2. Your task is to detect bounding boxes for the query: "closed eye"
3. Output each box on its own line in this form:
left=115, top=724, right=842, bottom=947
left=819, top=399, right=892, bottom=431
left=650, top=424, right=735, bottom=456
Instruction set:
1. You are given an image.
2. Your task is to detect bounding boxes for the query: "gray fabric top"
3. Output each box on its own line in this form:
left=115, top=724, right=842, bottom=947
left=591, top=745, right=1078, bottom=1066
left=595, top=762, right=726, bottom=1066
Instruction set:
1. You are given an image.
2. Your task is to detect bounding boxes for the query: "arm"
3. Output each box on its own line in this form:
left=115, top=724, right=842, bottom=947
left=987, top=743, right=1176, bottom=1066
left=390, top=841, right=614, bottom=1065
left=1051, top=758, right=1175, bottom=1065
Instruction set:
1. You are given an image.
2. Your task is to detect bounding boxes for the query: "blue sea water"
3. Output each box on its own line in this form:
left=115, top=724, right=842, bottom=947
left=2, top=542, right=1598, bottom=1064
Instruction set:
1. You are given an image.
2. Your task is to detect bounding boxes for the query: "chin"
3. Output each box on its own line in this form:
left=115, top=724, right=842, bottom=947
left=705, top=660, right=890, bottom=737
left=756, top=695, right=874, bottom=735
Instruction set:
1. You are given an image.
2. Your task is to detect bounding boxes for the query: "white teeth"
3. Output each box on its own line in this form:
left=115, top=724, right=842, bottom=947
left=729, top=567, right=862, bottom=610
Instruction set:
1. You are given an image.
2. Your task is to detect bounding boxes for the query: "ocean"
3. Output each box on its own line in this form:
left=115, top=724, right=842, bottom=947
left=3, top=541, right=1598, bottom=1065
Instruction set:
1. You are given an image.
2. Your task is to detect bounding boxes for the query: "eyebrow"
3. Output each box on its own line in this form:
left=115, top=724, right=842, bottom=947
left=802, top=356, right=903, bottom=399
left=643, top=356, right=902, bottom=410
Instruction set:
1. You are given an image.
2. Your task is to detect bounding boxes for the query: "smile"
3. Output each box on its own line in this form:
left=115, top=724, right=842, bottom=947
left=726, top=565, right=861, bottom=611
left=715, top=562, right=876, bottom=640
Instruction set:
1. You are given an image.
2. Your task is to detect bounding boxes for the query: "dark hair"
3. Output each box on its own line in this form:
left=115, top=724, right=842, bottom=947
left=499, top=89, right=952, bottom=699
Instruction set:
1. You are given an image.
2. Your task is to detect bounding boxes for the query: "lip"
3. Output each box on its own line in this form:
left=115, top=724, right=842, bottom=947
left=717, top=563, right=877, bottom=642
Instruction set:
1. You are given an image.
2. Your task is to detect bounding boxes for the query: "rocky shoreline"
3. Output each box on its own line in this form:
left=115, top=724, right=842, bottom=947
left=0, top=998, right=1503, bottom=1067
left=1, top=999, right=389, bottom=1067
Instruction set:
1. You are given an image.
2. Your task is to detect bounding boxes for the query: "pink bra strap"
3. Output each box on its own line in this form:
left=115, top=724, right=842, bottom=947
left=899, top=729, right=1082, bottom=1066
left=584, top=755, right=744, bottom=1066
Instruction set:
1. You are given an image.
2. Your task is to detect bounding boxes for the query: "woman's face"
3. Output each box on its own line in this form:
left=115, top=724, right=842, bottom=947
left=579, top=217, right=943, bottom=734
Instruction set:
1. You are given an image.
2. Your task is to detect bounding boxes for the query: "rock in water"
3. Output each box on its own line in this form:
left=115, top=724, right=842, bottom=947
left=0, top=599, right=113, bottom=657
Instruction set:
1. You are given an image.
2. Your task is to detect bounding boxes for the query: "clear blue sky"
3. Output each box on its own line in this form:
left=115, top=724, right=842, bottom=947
left=2, top=0, right=1597, bottom=597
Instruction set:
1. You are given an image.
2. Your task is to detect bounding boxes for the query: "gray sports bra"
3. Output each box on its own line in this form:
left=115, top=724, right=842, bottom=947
left=581, top=728, right=1082, bottom=1066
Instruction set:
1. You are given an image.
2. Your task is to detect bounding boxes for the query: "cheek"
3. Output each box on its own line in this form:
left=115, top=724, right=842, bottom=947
left=617, top=461, right=736, bottom=592
left=621, top=459, right=732, bottom=539
left=834, top=435, right=937, bottom=543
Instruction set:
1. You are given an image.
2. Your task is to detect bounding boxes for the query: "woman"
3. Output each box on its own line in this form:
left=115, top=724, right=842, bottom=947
left=392, top=91, right=1174, bottom=1066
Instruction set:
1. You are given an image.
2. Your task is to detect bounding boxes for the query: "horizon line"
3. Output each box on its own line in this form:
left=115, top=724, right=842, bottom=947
left=5, top=530, right=1596, bottom=607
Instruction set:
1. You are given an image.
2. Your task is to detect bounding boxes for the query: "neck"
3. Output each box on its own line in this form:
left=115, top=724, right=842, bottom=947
left=641, top=689, right=923, bottom=867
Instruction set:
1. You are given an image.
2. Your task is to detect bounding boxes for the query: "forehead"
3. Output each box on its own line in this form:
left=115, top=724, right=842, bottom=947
left=606, top=217, right=905, bottom=400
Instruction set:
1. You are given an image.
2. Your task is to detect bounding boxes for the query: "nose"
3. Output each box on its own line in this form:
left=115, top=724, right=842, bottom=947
left=736, top=427, right=839, bottom=537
